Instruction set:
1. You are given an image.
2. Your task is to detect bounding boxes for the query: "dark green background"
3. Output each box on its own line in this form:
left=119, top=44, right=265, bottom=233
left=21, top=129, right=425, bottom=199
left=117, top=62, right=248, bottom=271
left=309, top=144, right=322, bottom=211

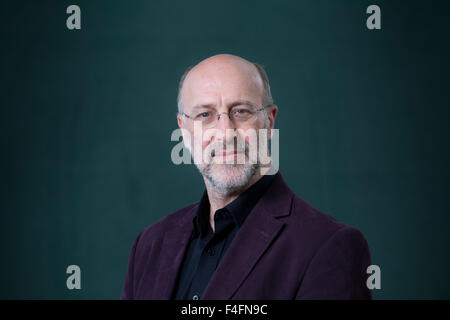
left=1, top=0, right=449, bottom=299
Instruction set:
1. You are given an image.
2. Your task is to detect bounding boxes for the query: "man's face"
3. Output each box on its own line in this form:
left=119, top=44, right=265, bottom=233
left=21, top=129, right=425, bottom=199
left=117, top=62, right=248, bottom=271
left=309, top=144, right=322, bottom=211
left=177, top=56, right=277, bottom=194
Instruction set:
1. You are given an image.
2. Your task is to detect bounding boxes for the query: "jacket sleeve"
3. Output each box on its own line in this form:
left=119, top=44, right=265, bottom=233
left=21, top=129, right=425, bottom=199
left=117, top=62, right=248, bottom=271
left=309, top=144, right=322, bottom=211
left=120, top=231, right=142, bottom=300
left=295, top=226, right=372, bottom=300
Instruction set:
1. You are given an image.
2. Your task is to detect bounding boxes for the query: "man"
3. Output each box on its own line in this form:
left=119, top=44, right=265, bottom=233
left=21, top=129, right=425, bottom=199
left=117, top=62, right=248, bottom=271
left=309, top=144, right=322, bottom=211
left=120, top=54, right=372, bottom=300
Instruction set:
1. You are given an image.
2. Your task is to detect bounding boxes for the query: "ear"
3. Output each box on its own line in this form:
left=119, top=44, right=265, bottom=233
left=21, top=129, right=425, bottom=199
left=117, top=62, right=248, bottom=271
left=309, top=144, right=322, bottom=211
left=177, top=113, right=184, bottom=129
left=267, top=105, right=278, bottom=140
left=177, top=113, right=191, bottom=149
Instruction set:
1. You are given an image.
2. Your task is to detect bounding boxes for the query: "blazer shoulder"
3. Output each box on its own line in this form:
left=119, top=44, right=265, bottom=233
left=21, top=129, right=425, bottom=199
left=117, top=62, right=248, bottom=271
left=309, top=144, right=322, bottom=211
left=291, top=194, right=341, bottom=229
left=289, top=194, right=369, bottom=252
left=136, top=201, right=199, bottom=247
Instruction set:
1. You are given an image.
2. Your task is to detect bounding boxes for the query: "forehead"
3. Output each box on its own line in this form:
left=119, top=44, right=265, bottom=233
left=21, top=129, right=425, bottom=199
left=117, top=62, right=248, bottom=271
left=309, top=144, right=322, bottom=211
left=181, top=61, right=264, bottom=110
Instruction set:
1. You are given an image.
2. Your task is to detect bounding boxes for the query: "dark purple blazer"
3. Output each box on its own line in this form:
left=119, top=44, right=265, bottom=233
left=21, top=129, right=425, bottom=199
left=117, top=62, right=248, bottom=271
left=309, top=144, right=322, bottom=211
left=120, top=172, right=372, bottom=300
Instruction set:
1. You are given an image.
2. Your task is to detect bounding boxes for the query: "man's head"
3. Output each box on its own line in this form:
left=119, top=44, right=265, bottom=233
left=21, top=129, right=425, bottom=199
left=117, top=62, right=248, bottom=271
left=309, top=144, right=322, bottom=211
left=177, top=54, right=278, bottom=194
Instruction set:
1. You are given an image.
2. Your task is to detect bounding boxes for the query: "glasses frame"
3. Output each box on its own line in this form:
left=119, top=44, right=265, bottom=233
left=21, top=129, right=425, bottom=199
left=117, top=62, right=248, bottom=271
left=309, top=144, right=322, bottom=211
left=180, top=104, right=272, bottom=127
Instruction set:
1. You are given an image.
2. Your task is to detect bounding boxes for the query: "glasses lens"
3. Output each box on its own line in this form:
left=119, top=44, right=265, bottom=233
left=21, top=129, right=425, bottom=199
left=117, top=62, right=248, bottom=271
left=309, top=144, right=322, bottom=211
left=231, top=108, right=256, bottom=123
left=199, top=111, right=216, bottom=127
left=192, top=108, right=261, bottom=127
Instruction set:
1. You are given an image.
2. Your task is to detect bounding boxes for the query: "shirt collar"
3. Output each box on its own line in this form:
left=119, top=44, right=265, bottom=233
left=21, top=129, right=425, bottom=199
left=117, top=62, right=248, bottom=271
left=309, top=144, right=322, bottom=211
left=192, top=174, right=276, bottom=238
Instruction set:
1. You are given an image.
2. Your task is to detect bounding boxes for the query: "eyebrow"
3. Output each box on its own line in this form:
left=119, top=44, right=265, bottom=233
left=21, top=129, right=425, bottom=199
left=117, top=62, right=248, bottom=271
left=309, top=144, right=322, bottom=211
left=191, top=100, right=257, bottom=111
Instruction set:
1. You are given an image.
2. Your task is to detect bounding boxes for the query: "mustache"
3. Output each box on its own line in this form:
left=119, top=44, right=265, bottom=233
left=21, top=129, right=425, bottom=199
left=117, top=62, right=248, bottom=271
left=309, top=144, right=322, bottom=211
left=207, top=142, right=249, bottom=158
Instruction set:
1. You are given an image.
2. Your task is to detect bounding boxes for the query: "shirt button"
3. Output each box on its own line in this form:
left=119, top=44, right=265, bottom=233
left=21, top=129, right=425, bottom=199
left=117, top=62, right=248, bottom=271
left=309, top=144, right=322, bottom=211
left=207, top=249, right=215, bottom=256
left=192, top=295, right=199, bottom=300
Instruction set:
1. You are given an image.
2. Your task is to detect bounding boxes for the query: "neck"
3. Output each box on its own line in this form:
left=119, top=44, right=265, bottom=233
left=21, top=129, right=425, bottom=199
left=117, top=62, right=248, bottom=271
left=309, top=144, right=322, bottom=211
left=203, top=172, right=263, bottom=232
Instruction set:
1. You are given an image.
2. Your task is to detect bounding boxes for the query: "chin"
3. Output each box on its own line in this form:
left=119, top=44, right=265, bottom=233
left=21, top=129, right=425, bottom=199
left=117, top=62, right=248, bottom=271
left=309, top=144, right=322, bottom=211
left=198, top=163, right=259, bottom=194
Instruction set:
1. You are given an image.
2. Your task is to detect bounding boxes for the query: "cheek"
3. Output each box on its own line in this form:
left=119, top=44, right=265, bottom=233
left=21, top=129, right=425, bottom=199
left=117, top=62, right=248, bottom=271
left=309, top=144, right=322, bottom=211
left=188, top=130, right=211, bottom=151
left=239, top=123, right=266, bottom=145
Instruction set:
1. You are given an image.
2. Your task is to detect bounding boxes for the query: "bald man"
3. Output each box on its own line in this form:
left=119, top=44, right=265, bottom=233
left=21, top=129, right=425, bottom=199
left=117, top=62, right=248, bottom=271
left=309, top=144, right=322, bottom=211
left=120, top=54, right=372, bottom=300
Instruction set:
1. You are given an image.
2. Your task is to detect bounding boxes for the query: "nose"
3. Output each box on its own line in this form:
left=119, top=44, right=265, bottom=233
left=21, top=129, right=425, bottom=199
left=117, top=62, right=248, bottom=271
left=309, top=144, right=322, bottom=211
left=211, top=112, right=237, bottom=144
left=215, top=112, right=236, bottom=131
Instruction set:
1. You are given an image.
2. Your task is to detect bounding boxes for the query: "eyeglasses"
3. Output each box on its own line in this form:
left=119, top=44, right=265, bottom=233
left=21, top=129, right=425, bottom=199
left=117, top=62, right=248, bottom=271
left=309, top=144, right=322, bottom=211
left=181, top=105, right=272, bottom=128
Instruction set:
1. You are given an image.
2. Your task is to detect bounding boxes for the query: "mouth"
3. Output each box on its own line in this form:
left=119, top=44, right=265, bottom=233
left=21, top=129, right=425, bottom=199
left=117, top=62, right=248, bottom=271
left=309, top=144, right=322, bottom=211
left=211, top=149, right=246, bottom=162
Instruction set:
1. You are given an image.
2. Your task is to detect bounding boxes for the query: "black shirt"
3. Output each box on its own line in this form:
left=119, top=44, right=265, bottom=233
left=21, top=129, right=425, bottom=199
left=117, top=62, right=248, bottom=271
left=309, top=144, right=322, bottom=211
left=171, top=174, right=276, bottom=300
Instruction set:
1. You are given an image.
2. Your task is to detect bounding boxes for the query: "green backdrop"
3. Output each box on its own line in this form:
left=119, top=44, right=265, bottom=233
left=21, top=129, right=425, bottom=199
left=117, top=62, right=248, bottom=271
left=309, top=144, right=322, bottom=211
left=1, top=0, right=449, bottom=299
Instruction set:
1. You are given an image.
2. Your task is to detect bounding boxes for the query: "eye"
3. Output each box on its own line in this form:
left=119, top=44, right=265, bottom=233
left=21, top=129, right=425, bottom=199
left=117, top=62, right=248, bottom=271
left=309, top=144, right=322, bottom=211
left=196, top=112, right=211, bottom=119
left=234, top=108, right=252, bottom=115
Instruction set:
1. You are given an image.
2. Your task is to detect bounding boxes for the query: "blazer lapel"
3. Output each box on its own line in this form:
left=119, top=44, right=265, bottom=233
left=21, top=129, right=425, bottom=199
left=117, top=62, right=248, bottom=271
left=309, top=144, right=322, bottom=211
left=138, top=204, right=197, bottom=299
left=202, top=173, right=293, bottom=299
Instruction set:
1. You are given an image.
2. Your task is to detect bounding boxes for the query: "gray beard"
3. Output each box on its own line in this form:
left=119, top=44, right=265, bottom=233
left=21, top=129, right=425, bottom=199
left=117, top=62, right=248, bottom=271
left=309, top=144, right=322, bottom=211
left=196, top=162, right=260, bottom=195
left=189, top=120, right=269, bottom=194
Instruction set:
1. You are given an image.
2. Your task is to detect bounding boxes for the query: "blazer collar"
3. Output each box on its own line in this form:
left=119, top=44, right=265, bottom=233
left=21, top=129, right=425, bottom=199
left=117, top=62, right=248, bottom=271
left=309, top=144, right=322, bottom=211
left=143, top=171, right=293, bottom=299
left=202, top=171, right=293, bottom=299
left=192, top=173, right=277, bottom=238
